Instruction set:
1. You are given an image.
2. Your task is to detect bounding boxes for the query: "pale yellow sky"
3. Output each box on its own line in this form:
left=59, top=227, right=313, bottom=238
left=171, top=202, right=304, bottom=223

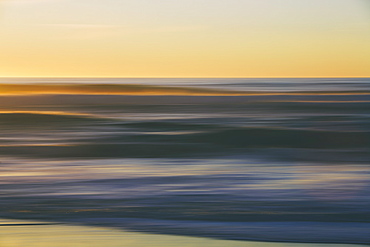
left=0, top=0, right=369, bottom=77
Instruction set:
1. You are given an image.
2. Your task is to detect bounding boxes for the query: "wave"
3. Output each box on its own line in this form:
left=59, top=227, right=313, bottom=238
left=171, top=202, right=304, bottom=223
left=2, top=186, right=370, bottom=244
left=2, top=168, right=370, bottom=244
left=1, top=83, right=370, bottom=96
left=66, top=219, right=370, bottom=244
left=1, top=123, right=368, bottom=161
left=189, top=127, right=370, bottom=149
left=96, top=123, right=370, bottom=150
left=0, top=111, right=106, bottom=126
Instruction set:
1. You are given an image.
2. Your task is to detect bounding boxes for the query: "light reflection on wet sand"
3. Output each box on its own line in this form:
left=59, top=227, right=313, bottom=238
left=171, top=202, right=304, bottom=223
left=0, top=219, right=361, bottom=247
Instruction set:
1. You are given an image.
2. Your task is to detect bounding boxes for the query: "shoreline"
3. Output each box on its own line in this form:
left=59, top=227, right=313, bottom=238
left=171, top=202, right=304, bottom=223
left=0, top=219, right=364, bottom=247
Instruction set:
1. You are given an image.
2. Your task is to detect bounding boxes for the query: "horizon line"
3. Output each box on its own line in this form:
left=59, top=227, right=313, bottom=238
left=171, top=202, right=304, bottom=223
left=0, top=76, right=369, bottom=79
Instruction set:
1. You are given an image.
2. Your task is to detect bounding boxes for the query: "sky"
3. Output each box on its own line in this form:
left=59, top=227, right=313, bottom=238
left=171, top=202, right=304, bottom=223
left=0, top=0, right=369, bottom=78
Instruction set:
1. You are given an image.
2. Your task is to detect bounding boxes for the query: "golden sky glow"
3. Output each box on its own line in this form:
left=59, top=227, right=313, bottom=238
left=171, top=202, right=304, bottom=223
left=0, top=0, right=369, bottom=77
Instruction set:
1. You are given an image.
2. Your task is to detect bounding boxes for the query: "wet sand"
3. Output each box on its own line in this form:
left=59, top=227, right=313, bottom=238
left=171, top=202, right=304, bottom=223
left=0, top=219, right=362, bottom=247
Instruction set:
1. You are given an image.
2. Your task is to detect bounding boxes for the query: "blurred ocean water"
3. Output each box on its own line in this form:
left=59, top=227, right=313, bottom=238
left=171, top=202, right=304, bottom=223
left=0, top=78, right=369, bottom=244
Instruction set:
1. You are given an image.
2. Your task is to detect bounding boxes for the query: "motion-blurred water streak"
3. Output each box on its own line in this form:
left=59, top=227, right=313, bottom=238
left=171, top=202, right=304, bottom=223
left=0, top=78, right=369, bottom=244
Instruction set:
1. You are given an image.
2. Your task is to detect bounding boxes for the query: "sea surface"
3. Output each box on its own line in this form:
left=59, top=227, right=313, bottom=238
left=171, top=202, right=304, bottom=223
left=0, top=78, right=369, bottom=244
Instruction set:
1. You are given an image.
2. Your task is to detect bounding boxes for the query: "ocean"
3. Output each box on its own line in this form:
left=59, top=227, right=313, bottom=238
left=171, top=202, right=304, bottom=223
left=0, top=78, right=369, bottom=244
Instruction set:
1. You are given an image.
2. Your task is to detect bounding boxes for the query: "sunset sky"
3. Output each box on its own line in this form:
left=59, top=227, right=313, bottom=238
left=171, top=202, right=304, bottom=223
left=0, top=0, right=369, bottom=78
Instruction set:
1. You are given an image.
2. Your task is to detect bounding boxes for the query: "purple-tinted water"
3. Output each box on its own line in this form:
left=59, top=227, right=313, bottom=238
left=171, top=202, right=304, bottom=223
left=0, top=78, right=369, bottom=244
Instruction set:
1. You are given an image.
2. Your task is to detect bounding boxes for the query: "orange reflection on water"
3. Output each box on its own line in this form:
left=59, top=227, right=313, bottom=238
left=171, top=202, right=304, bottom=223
left=0, top=110, right=94, bottom=117
left=0, top=83, right=369, bottom=96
